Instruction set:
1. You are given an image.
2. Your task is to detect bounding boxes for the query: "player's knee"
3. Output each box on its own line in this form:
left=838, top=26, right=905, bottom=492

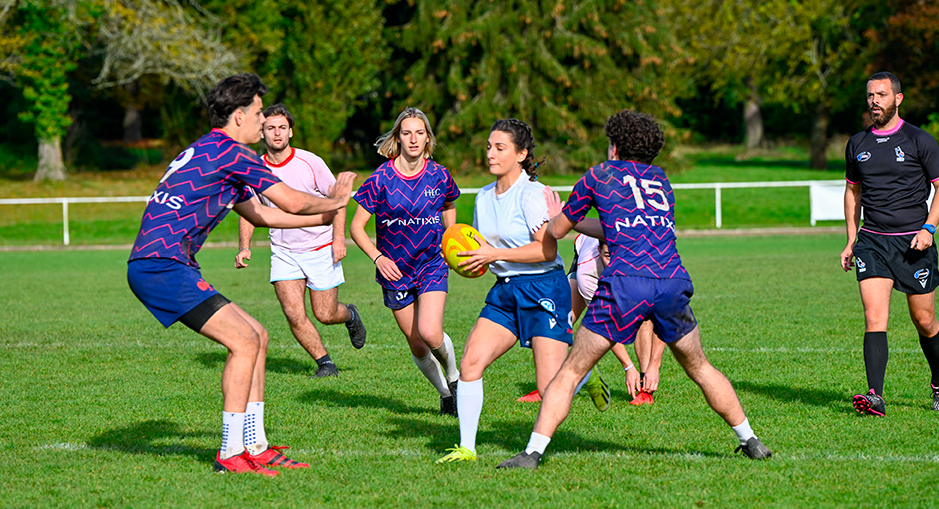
left=313, top=304, right=344, bottom=325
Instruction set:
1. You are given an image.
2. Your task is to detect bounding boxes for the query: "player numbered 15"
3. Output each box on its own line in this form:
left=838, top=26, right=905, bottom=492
left=623, top=175, right=669, bottom=212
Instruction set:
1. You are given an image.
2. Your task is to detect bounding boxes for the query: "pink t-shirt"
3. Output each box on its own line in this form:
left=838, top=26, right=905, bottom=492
left=260, top=147, right=337, bottom=252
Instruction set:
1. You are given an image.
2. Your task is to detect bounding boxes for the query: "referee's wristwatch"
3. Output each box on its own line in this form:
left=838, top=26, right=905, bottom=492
left=923, top=223, right=936, bottom=235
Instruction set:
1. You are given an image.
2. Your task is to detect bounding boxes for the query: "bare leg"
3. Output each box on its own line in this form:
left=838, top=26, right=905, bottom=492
left=532, top=327, right=612, bottom=437
left=274, top=279, right=327, bottom=360
left=531, top=336, right=570, bottom=397
left=907, top=291, right=939, bottom=337
left=667, top=326, right=745, bottom=427
left=198, top=303, right=265, bottom=412
left=310, top=286, right=352, bottom=325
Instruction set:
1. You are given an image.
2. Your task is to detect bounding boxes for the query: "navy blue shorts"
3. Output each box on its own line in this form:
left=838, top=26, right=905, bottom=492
left=127, top=258, right=225, bottom=328
left=382, top=261, right=449, bottom=310
left=582, top=275, right=697, bottom=345
left=479, top=268, right=573, bottom=348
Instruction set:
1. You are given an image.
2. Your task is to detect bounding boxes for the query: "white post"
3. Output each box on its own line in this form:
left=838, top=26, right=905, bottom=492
left=62, top=199, right=70, bottom=246
left=715, top=186, right=722, bottom=229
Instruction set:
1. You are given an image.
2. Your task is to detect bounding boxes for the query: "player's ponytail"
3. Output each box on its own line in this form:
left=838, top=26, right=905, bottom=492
left=490, top=119, right=545, bottom=181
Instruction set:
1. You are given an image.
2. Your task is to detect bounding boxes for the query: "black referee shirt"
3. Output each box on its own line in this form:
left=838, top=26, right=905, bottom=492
left=845, top=119, right=939, bottom=233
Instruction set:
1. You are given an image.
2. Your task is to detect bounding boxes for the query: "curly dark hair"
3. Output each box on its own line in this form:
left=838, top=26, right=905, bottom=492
left=605, top=110, right=664, bottom=164
left=490, top=118, right=545, bottom=181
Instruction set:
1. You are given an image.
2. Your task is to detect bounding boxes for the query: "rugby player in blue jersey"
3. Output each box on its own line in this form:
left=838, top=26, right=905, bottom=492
left=127, top=74, right=356, bottom=475
left=498, top=110, right=771, bottom=470
left=350, top=107, right=462, bottom=416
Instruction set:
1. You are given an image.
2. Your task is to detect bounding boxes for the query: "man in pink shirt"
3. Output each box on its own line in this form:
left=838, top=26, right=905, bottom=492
left=236, top=103, right=366, bottom=377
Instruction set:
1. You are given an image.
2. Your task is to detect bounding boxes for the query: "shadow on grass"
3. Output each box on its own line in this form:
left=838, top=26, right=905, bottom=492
left=86, top=419, right=215, bottom=463
left=384, top=415, right=725, bottom=459
left=194, top=351, right=312, bottom=375
left=733, top=380, right=850, bottom=412
left=297, top=388, right=429, bottom=416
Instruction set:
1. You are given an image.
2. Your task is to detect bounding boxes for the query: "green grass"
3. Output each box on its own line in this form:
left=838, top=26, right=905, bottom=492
left=3, top=235, right=938, bottom=507
left=0, top=146, right=847, bottom=246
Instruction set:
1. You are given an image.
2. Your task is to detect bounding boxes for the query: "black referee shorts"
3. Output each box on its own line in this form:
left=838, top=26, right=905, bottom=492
left=854, top=230, right=939, bottom=294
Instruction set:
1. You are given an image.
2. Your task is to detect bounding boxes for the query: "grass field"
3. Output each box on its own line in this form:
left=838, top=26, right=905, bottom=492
left=3, top=235, right=938, bottom=508
left=0, top=146, right=846, bottom=246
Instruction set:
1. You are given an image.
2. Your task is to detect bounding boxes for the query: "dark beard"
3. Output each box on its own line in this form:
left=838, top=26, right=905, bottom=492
left=869, top=102, right=897, bottom=128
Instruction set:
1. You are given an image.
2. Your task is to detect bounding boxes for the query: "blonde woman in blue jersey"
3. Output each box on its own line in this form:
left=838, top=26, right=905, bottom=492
left=437, top=119, right=606, bottom=464
left=350, top=107, right=461, bottom=416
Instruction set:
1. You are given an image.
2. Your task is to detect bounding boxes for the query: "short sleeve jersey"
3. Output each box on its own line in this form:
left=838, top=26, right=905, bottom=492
left=260, top=147, right=336, bottom=252
left=563, top=160, right=688, bottom=280
left=129, top=129, right=281, bottom=268
left=845, top=119, right=939, bottom=234
left=473, top=172, right=563, bottom=277
left=353, top=158, right=460, bottom=289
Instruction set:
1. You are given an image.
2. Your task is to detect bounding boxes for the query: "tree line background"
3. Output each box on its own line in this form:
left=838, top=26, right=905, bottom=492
left=1, top=0, right=937, bottom=181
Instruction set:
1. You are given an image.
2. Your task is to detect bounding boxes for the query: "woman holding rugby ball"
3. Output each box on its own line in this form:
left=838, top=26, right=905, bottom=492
left=436, top=119, right=607, bottom=464
left=350, top=107, right=461, bottom=416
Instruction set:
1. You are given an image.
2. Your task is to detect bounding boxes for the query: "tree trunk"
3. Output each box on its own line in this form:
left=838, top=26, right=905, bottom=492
left=122, top=81, right=142, bottom=143
left=123, top=103, right=142, bottom=143
left=34, top=137, right=67, bottom=181
left=809, top=102, right=830, bottom=170
left=743, top=82, right=763, bottom=149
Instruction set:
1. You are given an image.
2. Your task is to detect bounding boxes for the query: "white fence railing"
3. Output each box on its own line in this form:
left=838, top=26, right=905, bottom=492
left=0, top=180, right=849, bottom=245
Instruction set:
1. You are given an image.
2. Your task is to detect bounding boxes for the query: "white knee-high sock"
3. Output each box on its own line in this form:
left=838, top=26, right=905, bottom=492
left=457, top=378, right=484, bottom=452
left=244, top=401, right=269, bottom=455
left=220, top=411, right=245, bottom=459
left=431, top=333, right=460, bottom=383
left=413, top=352, right=450, bottom=396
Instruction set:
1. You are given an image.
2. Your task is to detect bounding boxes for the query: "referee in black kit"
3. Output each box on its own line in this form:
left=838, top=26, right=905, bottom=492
left=841, top=71, right=939, bottom=416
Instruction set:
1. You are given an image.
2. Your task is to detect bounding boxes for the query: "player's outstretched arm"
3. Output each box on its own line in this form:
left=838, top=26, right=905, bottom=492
left=572, top=218, right=603, bottom=239
left=234, top=198, right=336, bottom=229
left=261, top=172, right=356, bottom=215
left=235, top=216, right=255, bottom=268
left=547, top=211, right=576, bottom=240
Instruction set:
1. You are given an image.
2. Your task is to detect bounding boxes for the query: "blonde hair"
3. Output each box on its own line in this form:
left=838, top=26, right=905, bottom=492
left=375, top=107, right=436, bottom=159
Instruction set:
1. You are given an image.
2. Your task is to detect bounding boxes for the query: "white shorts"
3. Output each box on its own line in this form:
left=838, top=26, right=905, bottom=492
left=270, top=245, right=345, bottom=291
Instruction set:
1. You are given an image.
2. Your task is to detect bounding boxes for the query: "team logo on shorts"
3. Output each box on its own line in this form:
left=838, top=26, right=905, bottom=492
left=539, top=299, right=557, bottom=329
left=856, top=257, right=866, bottom=273
left=914, top=268, right=929, bottom=288
left=396, top=291, right=408, bottom=301
left=857, top=152, right=871, bottom=162
left=895, top=146, right=905, bottom=162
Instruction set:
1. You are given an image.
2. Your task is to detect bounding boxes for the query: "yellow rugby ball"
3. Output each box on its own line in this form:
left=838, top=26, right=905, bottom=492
left=442, top=223, right=487, bottom=278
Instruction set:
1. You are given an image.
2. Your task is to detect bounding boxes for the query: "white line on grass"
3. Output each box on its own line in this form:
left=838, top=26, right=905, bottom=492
left=4, top=342, right=926, bottom=355
left=35, top=443, right=939, bottom=464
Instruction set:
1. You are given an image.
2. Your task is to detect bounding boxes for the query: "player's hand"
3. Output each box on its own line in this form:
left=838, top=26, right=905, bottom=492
left=641, top=366, right=660, bottom=393
left=840, top=243, right=855, bottom=272
left=330, top=172, right=357, bottom=204
left=235, top=248, right=251, bottom=269
left=375, top=254, right=403, bottom=281
left=911, top=230, right=934, bottom=251
left=624, top=367, right=641, bottom=398
left=333, top=240, right=347, bottom=263
left=543, top=186, right=565, bottom=219
left=458, top=236, right=496, bottom=275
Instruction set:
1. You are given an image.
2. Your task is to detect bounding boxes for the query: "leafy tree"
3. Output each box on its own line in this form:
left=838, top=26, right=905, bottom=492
left=5, top=1, right=87, bottom=181
left=202, top=0, right=388, bottom=161
left=386, top=0, right=689, bottom=172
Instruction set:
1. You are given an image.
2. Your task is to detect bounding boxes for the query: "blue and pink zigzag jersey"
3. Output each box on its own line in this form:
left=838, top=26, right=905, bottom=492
left=353, top=159, right=460, bottom=289
left=563, top=160, right=688, bottom=280
left=129, top=129, right=281, bottom=268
